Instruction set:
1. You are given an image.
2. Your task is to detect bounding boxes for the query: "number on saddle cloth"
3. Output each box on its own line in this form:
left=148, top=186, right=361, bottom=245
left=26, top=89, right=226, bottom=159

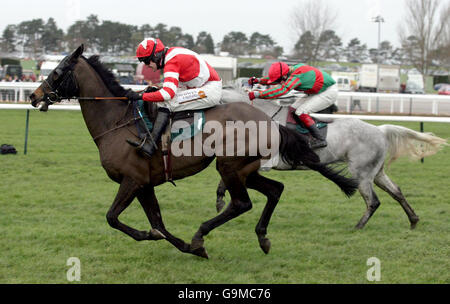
left=133, top=101, right=206, bottom=142
left=170, top=110, right=206, bottom=142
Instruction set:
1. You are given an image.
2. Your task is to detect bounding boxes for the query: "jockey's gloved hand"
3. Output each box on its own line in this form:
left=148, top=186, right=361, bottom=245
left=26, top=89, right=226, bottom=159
left=144, top=86, right=160, bottom=93
left=126, top=90, right=143, bottom=101
left=248, top=91, right=260, bottom=101
left=248, top=77, right=259, bottom=86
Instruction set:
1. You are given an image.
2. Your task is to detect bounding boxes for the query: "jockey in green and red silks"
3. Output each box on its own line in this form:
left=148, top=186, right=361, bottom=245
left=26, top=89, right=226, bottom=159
left=248, top=62, right=338, bottom=149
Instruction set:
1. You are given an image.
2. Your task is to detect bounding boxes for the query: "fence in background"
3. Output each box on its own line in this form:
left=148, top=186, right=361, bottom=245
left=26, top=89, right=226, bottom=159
left=336, top=92, right=450, bottom=116
left=2, top=104, right=449, bottom=157
left=2, top=82, right=450, bottom=116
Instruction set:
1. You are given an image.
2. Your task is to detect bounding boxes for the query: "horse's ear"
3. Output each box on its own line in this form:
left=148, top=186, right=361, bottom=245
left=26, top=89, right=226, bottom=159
left=67, top=44, right=84, bottom=63
left=74, top=44, right=84, bottom=58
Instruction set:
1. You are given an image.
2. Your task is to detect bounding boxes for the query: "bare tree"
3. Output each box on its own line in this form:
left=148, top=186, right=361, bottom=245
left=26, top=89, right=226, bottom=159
left=398, top=0, right=450, bottom=75
left=290, top=0, right=339, bottom=63
left=433, top=3, right=450, bottom=70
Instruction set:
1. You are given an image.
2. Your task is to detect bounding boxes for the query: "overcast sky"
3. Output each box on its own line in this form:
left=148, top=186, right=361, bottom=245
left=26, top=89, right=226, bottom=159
left=0, top=0, right=447, bottom=54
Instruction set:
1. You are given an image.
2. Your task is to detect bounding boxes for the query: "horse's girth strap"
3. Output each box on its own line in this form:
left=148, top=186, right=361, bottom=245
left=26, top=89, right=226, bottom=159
left=161, top=122, right=173, bottom=182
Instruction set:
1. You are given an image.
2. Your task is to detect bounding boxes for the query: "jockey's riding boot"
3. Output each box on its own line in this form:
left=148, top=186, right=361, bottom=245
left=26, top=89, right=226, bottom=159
left=307, top=124, right=327, bottom=149
left=298, top=113, right=327, bottom=149
left=127, top=107, right=170, bottom=158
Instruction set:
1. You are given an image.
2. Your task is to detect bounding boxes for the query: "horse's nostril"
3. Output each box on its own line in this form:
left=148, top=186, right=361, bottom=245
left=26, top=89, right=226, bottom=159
left=29, top=93, right=35, bottom=100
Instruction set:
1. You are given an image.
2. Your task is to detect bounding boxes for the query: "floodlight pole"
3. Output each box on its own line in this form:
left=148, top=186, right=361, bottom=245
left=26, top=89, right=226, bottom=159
left=372, top=15, right=385, bottom=92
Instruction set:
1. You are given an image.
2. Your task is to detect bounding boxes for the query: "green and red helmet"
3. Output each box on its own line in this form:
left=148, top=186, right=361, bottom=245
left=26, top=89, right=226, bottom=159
left=267, top=62, right=290, bottom=84
left=136, top=38, right=165, bottom=61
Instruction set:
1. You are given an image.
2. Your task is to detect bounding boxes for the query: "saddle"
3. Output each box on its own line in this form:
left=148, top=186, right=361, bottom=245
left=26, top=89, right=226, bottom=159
left=133, top=100, right=206, bottom=141
left=285, top=107, right=329, bottom=145
left=132, top=100, right=208, bottom=184
left=171, top=110, right=206, bottom=142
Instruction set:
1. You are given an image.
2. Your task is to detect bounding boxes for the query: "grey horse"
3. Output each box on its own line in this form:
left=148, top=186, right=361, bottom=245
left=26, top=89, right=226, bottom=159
left=217, top=87, right=448, bottom=229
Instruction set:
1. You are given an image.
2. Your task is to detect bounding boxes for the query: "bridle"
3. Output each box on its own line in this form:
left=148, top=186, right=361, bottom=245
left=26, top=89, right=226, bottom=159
left=39, top=59, right=138, bottom=142
left=41, top=63, right=79, bottom=105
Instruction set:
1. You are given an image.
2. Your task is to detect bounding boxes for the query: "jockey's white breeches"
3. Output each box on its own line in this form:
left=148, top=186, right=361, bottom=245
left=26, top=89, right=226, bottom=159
left=292, top=84, right=338, bottom=115
left=157, top=80, right=223, bottom=112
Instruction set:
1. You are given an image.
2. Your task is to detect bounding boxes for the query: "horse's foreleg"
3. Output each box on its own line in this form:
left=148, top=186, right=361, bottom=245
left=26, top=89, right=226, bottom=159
left=106, top=177, right=153, bottom=241
left=136, top=188, right=166, bottom=241
left=137, top=186, right=192, bottom=253
left=216, top=179, right=227, bottom=213
left=246, top=172, right=284, bottom=254
left=355, top=180, right=381, bottom=229
left=374, top=170, right=419, bottom=229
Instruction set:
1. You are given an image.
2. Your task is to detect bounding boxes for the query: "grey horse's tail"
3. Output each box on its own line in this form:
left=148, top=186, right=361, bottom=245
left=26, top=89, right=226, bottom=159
left=378, top=124, right=448, bottom=166
left=278, top=125, right=358, bottom=197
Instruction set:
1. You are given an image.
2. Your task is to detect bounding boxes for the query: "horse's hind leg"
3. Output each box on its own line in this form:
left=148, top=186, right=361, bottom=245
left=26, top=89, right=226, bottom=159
left=374, top=169, right=419, bottom=229
left=246, top=172, right=284, bottom=254
left=216, top=179, right=227, bottom=213
left=106, top=177, right=154, bottom=241
left=355, top=180, right=381, bottom=229
left=191, top=163, right=255, bottom=256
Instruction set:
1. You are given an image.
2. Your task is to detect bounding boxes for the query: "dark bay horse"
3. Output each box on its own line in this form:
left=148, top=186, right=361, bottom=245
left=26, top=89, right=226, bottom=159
left=29, top=45, right=358, bottom=258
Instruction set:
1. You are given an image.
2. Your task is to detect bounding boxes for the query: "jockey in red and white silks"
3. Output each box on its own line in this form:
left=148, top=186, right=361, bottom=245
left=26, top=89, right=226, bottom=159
left=131, top=38, right=222, bottom=112
left=125, top=38, right=223, bottom=159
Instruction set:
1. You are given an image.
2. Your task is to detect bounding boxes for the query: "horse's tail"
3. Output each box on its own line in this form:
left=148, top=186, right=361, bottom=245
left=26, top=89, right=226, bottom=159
left=278, top=125, right=358, bottom=197
left=378, top=124, right=448, bottom=166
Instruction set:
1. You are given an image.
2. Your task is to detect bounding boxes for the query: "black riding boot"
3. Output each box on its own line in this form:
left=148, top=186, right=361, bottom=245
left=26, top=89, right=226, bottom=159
left=127, top=107, right=170, bottom=158
left=307, top=124, right=327, bottom=149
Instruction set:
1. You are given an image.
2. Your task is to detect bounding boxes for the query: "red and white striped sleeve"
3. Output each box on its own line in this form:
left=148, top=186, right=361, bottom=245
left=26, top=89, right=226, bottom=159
left=142, top=61, right=180, bottom=102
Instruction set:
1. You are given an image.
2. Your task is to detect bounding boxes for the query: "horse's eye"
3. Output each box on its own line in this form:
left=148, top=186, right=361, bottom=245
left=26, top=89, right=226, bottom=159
left=51, top=68, right=62, bottom=81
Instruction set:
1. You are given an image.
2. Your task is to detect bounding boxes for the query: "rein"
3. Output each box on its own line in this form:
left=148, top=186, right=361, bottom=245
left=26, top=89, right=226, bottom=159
left=92, top=116, right=139, bottom=142
left=41, top=91, right=134, bottom=141
left=78, top=97, right=137, bottom=142
left=271, top=106, right=283, bottom=119
left=42, top=87, right=135, bottom=142
left=40, top=55, right=143, bottom=143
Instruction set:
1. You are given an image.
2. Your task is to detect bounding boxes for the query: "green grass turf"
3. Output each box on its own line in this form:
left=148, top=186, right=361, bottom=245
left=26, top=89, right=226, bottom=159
left=0, top=109, right=449, bottom=283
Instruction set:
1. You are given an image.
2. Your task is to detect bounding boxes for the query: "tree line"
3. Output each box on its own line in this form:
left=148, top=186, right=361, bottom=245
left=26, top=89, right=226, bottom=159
left=0, top=15, right=283, bottom=58
left=1, top=0, right=449, bottom=78
left=290, top=0, right=449, bottom=76
left=0, top=15, right=214, bottom=56
left=0, top=15, right=411, bottom=65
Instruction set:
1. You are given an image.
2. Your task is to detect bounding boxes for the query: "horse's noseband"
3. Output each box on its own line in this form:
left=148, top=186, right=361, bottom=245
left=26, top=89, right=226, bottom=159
left=42, top=67, right=78, bottom=105
left=43, top=89, right=61, bottom=105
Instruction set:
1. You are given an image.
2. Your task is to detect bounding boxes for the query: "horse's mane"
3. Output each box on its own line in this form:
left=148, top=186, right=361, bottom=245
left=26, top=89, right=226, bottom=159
left=85, top=55, right=128, bottom=97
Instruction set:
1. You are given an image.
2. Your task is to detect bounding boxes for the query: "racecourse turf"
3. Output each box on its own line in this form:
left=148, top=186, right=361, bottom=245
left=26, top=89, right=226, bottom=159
left=0, top=109, right=449, bottom=283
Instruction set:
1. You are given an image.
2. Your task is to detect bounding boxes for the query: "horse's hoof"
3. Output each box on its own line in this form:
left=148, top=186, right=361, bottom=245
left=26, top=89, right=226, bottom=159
left=149, top=229, right=166, bottom=240
left=410, top=218, right=419, bottom=230
left=354, top=223, right=365, bottom=230
left=191, top=246, right=209, bottom=259
left=216, top=199, right=226, bottom=213
left=191, top=238, right=204, bottom=251
left=259, top=237, right=271, bottom=254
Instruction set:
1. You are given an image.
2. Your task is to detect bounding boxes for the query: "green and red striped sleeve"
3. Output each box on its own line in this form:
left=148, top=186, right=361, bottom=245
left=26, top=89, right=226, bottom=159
left=258, top=75, right=301, bottom=99
left=258, top=76, right=271, bottom=85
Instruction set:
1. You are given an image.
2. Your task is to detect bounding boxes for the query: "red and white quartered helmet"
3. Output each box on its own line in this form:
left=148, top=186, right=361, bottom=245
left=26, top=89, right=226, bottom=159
left=136, top=38, right=165, bottom=60
left=267, top=62, right=290, bottom=84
